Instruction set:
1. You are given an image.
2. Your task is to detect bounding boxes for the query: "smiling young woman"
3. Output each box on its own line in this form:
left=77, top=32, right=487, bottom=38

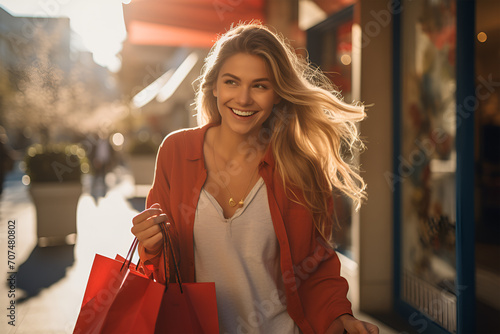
left=131, top=22, right=378, bottom=334
left=212, top=53, right=281, bottom=139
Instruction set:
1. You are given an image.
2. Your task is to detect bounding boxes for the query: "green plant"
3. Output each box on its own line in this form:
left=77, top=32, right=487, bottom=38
left=25, top=144, right=89, bottom=183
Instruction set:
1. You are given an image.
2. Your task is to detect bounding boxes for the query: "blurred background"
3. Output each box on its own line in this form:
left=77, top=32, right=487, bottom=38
left=0, top=0, right=498, bottom=333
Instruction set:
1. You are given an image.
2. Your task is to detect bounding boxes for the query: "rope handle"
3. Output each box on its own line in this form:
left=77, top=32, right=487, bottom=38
left=120, top=222, right=183, bottom=294
left=159, top=222, right=183, bottom=293
left=121, top=237, right=139, bottom=272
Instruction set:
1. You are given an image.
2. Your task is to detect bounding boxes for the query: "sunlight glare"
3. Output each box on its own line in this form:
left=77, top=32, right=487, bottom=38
left=68, top=1, right=127, bottom=72
left=0, top=0, right=127, bottom=71
left=157, top=52, right=199, bottom=102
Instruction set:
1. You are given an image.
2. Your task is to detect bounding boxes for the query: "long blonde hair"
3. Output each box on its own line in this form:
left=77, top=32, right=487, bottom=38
left=195, top=22, right=367, bottom=243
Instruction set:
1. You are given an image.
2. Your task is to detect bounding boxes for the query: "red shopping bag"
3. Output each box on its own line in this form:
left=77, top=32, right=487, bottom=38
left=154, top=222, right=219, bottom=333
left=73, top=240, right=165, bottom=334
left=154, top=282, right=219, bottom=333
left=74, top=223, right=219, bottom=334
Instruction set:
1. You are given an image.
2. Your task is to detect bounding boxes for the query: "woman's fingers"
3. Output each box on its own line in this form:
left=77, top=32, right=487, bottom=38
left=132, top=204, right=162, bottom=226
left=131, top=215, right=167, bottom=253
left=131, top=214, right=167, bottom=240
left=132, top=213, right=167, bottom=233
left=140, top=227, right=164, bottom=252
left=131, top=203, right=168, bottom=254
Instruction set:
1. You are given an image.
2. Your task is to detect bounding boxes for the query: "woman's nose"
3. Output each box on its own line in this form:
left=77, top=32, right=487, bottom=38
left=235, top=88, right=252, bottom=106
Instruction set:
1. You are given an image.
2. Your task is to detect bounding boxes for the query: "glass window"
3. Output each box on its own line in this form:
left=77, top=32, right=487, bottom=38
left=399, top=0, right=457, bottom=331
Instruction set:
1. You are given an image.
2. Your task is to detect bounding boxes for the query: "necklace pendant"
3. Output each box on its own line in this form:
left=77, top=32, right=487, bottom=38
left=229, top=198, right=237, bottom=207
left=238, top=199, right=244, bottom=206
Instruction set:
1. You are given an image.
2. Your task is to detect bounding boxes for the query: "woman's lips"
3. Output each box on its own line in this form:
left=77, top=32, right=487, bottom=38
left=231, top=108, right=258, bottom=117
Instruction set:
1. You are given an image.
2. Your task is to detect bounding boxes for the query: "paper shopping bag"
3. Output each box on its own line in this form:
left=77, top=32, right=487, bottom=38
left=154, top=282, right=219, bottom=333
left=73, top=253, right=165, bottom=334
left=153, top=222, right=219, bottom=333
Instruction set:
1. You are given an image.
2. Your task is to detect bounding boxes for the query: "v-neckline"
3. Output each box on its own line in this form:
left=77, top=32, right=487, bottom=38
left=202, top=177, right=264, bottom=220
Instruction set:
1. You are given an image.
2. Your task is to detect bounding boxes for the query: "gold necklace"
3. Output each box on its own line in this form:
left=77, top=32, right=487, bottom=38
left=212, top=132, right=259, bottom=207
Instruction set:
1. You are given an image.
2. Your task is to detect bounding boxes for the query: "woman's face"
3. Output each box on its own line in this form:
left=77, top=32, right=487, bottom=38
left=213, top=53, right=281, bottom=138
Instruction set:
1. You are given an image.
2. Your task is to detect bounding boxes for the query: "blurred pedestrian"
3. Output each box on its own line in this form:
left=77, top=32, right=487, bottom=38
left=131, top=23, right=378, bottom=334
left=88, top=131, right=114, bottom=200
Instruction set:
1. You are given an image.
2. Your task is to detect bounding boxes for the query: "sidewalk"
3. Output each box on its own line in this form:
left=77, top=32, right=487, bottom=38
left=0, top=164, right=399, bottom=334
left=0, top=165, right=140, bottom=334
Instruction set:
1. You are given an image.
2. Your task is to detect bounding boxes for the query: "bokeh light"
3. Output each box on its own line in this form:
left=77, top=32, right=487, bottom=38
left=22, top=175, right=31, bottom=185
left=341, top=54, right=352, bottom=66
left=112, top=132, right=125, bottom=146
left=477, top=32, right=487, bottom=43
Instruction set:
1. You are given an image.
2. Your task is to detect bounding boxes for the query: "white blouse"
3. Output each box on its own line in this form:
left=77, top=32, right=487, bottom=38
left=194, top=177, right=300, bottom=334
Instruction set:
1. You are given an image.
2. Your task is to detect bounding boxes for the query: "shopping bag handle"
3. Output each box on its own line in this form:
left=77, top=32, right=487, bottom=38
left=120, top=236, right=139, bottom=272
left=160, top=222, right=183, bottom=293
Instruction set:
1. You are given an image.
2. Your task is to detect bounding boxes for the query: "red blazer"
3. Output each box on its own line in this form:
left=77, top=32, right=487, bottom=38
left=139, top=124, right=352, bottom=333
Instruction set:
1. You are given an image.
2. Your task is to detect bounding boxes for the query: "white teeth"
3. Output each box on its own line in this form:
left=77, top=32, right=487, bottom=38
left=232, top=108, right=257, bottom=117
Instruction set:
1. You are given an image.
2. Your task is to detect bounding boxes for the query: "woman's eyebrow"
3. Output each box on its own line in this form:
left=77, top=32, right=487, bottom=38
left=221, top=73, right=271, bottom=83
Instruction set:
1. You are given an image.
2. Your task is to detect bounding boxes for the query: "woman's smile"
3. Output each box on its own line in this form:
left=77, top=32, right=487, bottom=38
left=213, top=53, right=281, bottom=137
left=230, top=108, right=258, bottom=117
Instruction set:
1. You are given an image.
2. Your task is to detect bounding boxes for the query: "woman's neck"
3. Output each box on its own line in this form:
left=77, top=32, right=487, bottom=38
left=214, top=125, right=267, bottom=163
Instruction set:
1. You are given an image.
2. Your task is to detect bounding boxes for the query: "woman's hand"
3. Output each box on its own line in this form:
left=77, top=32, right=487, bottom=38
left=131, top=203, right=168, bottom=254
left=328, top=314, right=379, bottom=334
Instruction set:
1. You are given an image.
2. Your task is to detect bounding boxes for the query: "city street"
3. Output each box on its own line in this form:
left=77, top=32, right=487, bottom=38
left=0, top=164, right=396, bottom=334
left=0, top=165, right=141, bottom=334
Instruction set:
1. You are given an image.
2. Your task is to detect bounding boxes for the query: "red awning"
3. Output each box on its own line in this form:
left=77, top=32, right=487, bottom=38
left=122, top=0, right=265, bottom=48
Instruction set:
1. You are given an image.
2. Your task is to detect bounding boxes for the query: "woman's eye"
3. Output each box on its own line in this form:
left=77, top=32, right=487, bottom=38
left=254, top=84, right=268, bottom=89
left=224, top=80, right=237, bottom=85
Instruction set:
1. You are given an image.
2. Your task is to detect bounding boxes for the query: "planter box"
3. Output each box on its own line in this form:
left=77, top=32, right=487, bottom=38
left=29, top=182, right=82, bottom=246
left=127, top=155, right=156, bottom=186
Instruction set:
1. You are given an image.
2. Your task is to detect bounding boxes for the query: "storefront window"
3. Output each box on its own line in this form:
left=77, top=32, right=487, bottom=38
left=399, top=0, right=457, bottom=331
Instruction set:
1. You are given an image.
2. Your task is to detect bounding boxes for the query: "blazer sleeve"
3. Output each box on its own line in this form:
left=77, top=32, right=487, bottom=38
left=138, top=137, right=178, bottom=284
left=283, top=188, right=352, bottom=332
